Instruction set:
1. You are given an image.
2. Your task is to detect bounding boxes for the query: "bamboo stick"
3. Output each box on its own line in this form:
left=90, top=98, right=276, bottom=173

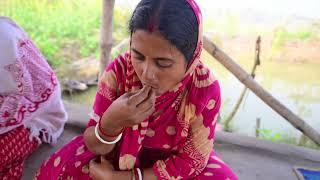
left=99, top=0, right=115, bottom=77
left=203, top=35, right=320, bottom=145
left=256, top=118, right=261, bottom=138
left=298, top=134, right=308, bottom=146
left=224, top=36, right=261, bottom=130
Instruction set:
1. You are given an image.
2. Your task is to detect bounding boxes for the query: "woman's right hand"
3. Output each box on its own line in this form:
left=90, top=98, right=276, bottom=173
left=100, top=85, right=155, bottom=134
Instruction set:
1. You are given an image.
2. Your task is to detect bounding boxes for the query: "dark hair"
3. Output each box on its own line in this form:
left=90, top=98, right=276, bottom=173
left=129, top=0, right=198, bottom=62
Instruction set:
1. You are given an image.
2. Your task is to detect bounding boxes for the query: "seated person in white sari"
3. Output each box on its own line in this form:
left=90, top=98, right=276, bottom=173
left=0, top=17, right=67, bottom=179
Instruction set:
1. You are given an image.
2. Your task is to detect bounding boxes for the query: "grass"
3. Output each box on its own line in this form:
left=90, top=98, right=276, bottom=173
left=225, top=125, right=320, bottom=150
left=272, top=26, right=314, bottom=51
left=0, top=0, right=131, bottom=68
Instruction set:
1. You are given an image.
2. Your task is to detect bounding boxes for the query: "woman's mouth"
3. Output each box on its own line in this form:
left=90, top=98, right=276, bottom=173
left=142, top=83, right=163, bottom=96
left=142, top=83, right=157, bottom=89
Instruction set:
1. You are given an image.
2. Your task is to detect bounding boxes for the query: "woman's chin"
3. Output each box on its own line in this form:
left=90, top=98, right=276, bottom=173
left=153, top=89, right=163, bottom=97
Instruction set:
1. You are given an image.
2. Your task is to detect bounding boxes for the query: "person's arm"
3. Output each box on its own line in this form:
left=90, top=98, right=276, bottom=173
left=83, top=63, right=123, bottom=155
left=89, top=156, right=157, bottom=180
left=84, top=124, right=123, bottom=155
left=109, top=168, right=157, bottom=180
left=112, top=168, right=157, bottom=180
left=101, top=81, right=221, bottom=180
left=84, top=60, right=155, bottom=156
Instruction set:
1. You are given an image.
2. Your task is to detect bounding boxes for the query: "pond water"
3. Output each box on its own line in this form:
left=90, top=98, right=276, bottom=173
left=63, top=50, right=320, bottom=141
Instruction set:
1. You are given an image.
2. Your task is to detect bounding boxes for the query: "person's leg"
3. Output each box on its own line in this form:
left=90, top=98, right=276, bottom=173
left=35, top=136, right=95, bottom=180
left=0, top=126, right=40, bottom=179
left=0, top=159, right=24, bottom=180
left=196, top=151, right=238, bottom=180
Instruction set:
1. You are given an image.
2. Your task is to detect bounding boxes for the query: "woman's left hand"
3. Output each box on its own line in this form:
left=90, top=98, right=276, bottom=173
left=89, top=156, right=115, bottom=180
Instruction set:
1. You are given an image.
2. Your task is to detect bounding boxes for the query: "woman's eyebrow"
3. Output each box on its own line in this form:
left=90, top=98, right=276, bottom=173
left=132, top=47, right=174, bottom=62
left=154, top=57, right=174, bottom=62
left=131, top=48, right=144, bottom=56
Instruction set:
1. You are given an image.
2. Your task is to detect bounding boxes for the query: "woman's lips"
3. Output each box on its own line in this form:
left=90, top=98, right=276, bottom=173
left=142, top=83, right=158, bottom=89
left=142, top=83, right=163, bottom=96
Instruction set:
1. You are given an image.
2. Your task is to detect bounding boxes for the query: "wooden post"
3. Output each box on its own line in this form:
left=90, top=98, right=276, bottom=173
left=99, top=0, right=115, bottom=77
left=224, top=36, right=261, bottom=130
left=298, top=135, right=308, bottom=146
left=256, top=118, right=261, bottom=138
left=203, top=35, right=320, bottom=145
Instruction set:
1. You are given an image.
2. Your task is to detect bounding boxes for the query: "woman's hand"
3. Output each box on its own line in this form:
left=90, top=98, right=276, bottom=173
left=84, top=87, right=154, bottom=155
left=101, top=85, right=155, bottom=133
left=89, top=156, right=114, bottom=180
left=89, top=156, right=133, bottom=180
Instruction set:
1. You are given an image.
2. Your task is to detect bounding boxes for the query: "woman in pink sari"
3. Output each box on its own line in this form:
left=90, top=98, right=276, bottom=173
left=36, top=0, right=237, bottom=179
left=0, top=17, right=67, bottom=179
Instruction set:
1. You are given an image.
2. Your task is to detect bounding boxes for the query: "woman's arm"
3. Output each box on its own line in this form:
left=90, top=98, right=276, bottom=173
left=142, top=168, right=158, bottom=180
left=83, top=66, right=155, bottom=156
left=89, top=156, right=157, bottom=180
left=112, top=168, right=157, bottom=180
left=84, top=124, right=123, bottom=155
left=83, top=67, right=121, bottom=155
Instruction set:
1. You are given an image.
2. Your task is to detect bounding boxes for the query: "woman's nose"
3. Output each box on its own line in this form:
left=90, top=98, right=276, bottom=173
left=141, top=62, right=156, bottom=82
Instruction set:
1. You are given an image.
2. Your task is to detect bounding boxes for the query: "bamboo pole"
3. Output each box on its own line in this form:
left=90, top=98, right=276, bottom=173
left=99, top=0, right=115, bottom=77
left=256, top=118, right=261, bottom=138
left=203, top=35, right=320, bottom=145
left=224, top=37, right=261, bottom=130
left=298, top=135, right=308, bottom=146
left=224, top=87, right=248, bottom=131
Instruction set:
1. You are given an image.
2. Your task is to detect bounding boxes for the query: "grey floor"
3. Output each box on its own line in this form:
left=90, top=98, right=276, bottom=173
left=23, top=126, right=320, bottom=180
left=22, top=103, right=320, bottom=180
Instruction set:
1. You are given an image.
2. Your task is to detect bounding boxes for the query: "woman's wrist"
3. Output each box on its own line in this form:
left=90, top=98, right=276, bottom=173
left=100, top=114, right=124, bottom=137
left=84, top=127, right=115, bottom=155
left=112, top=170, right=132, bottom=180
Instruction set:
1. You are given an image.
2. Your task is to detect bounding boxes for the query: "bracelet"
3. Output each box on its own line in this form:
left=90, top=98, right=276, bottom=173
left=136, top=168, right=143, bottom=180
left=98, top=119, right=124, bottom=137
left=131, top=169, right=136, bottom=180
left=132, top=168, right=143, bottom=180
left=94, top=123, right=122, bottom=144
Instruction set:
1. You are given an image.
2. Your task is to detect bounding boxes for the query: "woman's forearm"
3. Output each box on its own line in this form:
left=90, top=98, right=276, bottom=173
left=113, top=168, right=157, bottom=180
left=143, top=168, right=158, bottom=180
left=83, top=126, right=116, bottom=155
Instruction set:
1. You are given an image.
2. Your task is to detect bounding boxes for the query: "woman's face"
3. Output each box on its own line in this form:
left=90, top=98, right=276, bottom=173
left=131, top=30, right=187, bottom=96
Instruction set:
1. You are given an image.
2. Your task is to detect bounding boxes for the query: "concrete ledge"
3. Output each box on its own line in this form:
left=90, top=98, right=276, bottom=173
left=216, top=131, right=320, bottom=163
left=64, top=102, right=320, bottom=163
left=22, top=102, right=320, bottom=180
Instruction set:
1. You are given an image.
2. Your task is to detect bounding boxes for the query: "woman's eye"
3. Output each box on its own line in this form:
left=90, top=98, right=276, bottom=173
left=133, top=56, right=144, bottom=61
left=156, top=61, right=172, bottom=68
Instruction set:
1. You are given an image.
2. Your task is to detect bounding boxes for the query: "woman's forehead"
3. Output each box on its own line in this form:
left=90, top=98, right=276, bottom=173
left=131, top=30, right=183, bottom=59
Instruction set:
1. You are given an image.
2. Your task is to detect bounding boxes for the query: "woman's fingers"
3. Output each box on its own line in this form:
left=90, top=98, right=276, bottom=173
left=136, top=88, right=155, bottom=112
left=100, top=155, right=108, bottom=164
left=128, top=86, right=151, bottom=106
left=89, top=159, right=97, bottom=173
left=144, top=103, right=155, bottom=117
left=89, top=160, right=101, bottom=180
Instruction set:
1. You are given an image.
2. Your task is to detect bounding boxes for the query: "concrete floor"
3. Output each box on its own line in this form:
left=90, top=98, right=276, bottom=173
left=22, top=103, right=320, bottom=180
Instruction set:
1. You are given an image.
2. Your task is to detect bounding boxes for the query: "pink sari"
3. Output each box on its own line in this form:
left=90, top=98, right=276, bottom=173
left=36, top=0, right=237, bottom=179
